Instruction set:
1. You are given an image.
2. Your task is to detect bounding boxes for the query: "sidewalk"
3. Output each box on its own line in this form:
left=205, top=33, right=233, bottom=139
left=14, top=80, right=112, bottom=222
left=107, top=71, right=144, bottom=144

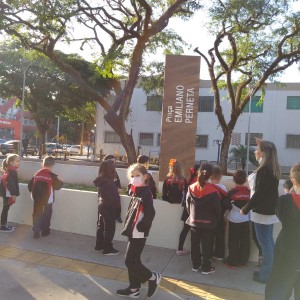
left=0, top=224, right=265, bottom=300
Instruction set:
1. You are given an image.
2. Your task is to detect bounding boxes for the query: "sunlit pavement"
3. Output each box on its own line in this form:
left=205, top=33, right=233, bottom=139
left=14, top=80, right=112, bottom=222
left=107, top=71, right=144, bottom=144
left=0, top=224, right=265, bottom=300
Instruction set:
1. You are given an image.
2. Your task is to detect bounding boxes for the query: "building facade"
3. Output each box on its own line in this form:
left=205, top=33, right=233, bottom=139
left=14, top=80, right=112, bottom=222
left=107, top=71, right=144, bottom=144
left=95, top=80, right=300, bottom=170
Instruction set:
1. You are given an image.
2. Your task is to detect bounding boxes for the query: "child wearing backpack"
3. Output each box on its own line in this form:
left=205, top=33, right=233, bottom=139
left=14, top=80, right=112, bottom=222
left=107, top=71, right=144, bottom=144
left=223, top=170, right=250, bottom=268
left=0, top=154, right=20, bottom=232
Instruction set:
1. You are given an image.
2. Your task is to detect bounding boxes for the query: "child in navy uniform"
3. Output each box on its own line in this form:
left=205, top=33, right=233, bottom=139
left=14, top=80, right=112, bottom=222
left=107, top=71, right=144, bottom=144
left=223, top=170, right=250, bottom=268
left=265, top=163, right=300, bottom=300
left=210, top=165, right=227, bottom=260
left=162, top=160, right=187, bottom=204
left=0, top=154, right=20, bottom=232
left=94, top=159, right=120, bottom=255
left=28, top=156, right=63, bottom=238
left=186, top=163, right=221, bottom=275
left=117, top=163, right=161, bottom=299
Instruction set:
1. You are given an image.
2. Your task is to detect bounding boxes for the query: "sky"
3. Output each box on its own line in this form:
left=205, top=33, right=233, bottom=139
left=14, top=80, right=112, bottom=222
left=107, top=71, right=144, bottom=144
left=167, top=11, right=300, bottom=82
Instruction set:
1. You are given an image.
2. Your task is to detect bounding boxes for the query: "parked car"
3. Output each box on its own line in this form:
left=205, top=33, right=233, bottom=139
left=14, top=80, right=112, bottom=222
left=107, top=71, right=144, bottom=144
left=66, top=145, right=89, bottom=156
left=0, top=140, right=38, bottom=156
left=45, top=143, right=64, bottom=155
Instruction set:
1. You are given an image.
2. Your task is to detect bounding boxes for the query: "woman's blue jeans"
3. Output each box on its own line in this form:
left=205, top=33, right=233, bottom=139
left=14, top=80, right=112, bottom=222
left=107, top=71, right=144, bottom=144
left=254, top=222, right=275, bottom=281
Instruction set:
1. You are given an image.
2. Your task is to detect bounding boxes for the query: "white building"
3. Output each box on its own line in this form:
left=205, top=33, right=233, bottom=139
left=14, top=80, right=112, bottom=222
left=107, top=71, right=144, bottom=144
left=95, top=80, right=300, bottom=170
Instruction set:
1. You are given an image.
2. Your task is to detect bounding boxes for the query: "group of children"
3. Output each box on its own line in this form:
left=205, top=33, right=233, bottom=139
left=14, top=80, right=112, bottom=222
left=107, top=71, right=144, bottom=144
left=0, top=154, right=62, bottom=237
left=1, top=152, right=299, bottom=299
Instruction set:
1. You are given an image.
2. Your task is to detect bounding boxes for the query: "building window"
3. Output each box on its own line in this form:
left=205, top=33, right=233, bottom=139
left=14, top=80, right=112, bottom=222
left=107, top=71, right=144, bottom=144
left=157, top=133, right=161, bottom=146
left=231, top=132, right=241, bottom=146
left=139, top=133, right=154, bottom=146
left=245, top=133, right=263, bottom=146
left=104, top=131, right=121, bottom=144
left=196, top=135, right=208, bottom=148
left=286, top=134, right=300, bottom=149
left=287, top=96, right=300, bottom=110
left=146, top=95, right=162, bottom=111
left=243, top=96, right=263, bottom=113
left=198, top=96, right=214, bottom=112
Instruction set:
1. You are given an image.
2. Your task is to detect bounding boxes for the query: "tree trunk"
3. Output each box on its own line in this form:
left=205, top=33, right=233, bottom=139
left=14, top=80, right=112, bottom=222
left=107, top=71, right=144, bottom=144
left=219, top=130, right=232, bottom=174
left=104, top=111, right=136, bottom=164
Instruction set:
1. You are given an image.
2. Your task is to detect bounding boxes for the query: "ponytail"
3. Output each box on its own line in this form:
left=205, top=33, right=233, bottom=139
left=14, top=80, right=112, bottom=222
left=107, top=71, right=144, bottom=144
left=198, top=163, right=213, bottom=188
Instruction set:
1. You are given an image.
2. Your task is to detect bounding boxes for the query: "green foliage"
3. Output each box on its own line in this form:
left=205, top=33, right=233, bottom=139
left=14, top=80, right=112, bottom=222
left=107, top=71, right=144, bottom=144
left=228, top=144, right=257, bottom=170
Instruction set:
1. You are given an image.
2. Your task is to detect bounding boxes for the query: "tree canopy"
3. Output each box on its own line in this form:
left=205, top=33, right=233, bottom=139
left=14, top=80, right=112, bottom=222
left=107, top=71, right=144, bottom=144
left=194, top=0, right=300, bottom=173
left=0, top=0, right=202, bottom=163
left=0, top=41, right=102, bottom=146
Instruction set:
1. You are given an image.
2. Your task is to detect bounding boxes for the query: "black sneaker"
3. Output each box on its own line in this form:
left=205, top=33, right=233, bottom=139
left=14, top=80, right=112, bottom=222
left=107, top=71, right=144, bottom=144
left=94, top=245, right=104, bottom=251
left=148, top=272, right=162, bottom=298
left=103, top=248, right=120, bottom=255
left=33, top=232, right=40, bottom=239
left=42, top=230, right=51, bottom=237
left=116, top=217, right=123, bottom=223
left=116, top=287, right=140, bottom=298
left=0, top=225, right=14, bottom=232
left=202, top=266, right=216, bottom=275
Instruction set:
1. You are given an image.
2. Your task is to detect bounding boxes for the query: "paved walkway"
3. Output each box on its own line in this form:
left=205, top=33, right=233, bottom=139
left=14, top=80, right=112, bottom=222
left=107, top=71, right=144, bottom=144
left=0, top=224, right=265, bottom=300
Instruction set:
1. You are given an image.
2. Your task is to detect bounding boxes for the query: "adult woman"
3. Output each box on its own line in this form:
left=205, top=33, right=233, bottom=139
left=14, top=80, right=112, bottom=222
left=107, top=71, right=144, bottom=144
left=241, top=140, right=280, bottom=283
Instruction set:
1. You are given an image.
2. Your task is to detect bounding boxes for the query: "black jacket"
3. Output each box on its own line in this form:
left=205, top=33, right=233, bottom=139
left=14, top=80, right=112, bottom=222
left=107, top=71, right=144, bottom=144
left=93, top=176, right=120, bottom=209
left=28, top=168, right=63, bottom=204
left=0, top=167, right=19, bottom=204
left=242, top=164, right=279, bottom=215
left=121, top=186, right=155, bottom=238
left=274, top=192, right=300, bottom=265
left=225, top=186, right=250, bottom=210
left=186, top=182, right=221, bottom=229
left=162, top=175, right=187, bottom=204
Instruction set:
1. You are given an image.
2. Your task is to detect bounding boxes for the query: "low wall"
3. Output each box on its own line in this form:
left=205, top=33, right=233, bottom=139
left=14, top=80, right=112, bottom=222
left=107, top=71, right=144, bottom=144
left=7, top=184, right=282, bottom=262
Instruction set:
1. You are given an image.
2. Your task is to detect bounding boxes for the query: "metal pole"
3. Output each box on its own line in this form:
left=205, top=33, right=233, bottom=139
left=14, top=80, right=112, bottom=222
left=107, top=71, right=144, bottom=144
left=19, top=67, right=26, bottom=158
left=246, top=91, right=252, bottom=175
left=57, top=116, right=60, bottom=141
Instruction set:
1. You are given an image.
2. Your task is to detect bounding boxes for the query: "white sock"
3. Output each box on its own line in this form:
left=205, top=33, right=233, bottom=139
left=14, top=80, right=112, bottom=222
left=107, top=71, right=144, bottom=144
left=149, top=273, right=156, bottom=280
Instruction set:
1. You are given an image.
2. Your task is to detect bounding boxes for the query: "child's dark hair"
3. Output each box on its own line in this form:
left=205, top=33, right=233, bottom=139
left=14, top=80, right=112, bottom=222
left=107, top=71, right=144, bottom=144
left=98, top=160, right=116, bottom=179
left=137, top=155, right=149, bottom=164
left=233, top=170, right=247, bottom=185
left=198, top=163, right=213, bottom=188
left=128, top=163, right=149, bottom=184
left=43, top=156, right=56, bottom=168
left=2, top=154, right=19, bottom=171
left=104, top=154, right=116, bottom=161
left=211, top=165, right=222, bottom=180
left=283, top=179, right=293, bottom=190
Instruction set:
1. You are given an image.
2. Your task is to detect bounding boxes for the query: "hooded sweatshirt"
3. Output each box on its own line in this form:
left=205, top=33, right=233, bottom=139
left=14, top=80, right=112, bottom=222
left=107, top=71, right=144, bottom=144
left=186, top=182, right=221, bottom=229
left=93, top=176, right=120, bottom=209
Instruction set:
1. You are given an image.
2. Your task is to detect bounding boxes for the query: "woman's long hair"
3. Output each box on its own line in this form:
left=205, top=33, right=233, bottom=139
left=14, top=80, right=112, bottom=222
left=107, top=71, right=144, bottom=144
left=255, top=140, right=281, bottom=180
left=198, top=163, right=213, bottom=188
left=97, top=160, right=116, bottom=180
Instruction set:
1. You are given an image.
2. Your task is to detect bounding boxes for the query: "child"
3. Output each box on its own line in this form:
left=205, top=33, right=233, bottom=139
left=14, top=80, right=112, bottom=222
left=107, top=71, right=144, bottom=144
left=223, top=170, right=250, bottom=268
left=283, top=179, right=293, bottom=194
left=186, top=163, right=221, bottom=275
left=137, top=155, right=157, bottom=199
left=103, top=154, right=122, bottom=223
left=162, top=160, right=187, bottom=204
left=28, top=156, right=63, bottom=238
left=117, top=163, right=161, bottom=298
left=265, top=163, right=300, bottom=299
left=126, top=155, right=157, bottom=199
left=176, top=164, right=200, bottom=256
left=210, top=165, right=227, bottom=260
left=94, top=159, right=120, bottom=255
left=0, top=154, right=20, bottom=232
